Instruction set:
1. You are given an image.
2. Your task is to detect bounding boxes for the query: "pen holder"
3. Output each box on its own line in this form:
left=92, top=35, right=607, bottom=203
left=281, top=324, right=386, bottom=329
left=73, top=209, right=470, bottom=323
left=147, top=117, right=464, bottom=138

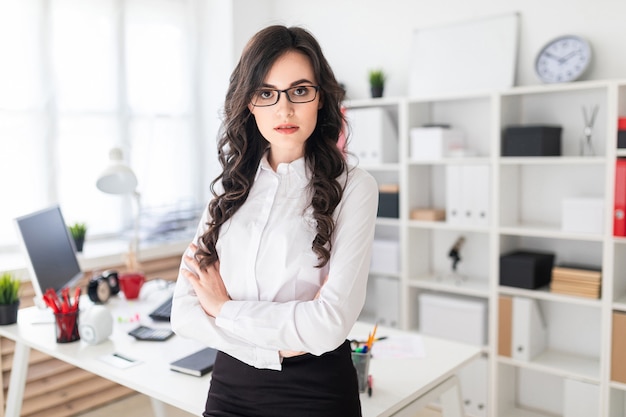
left=351, top=351, right=371, bottom=393
left=54, top=311, right=80, bottom=343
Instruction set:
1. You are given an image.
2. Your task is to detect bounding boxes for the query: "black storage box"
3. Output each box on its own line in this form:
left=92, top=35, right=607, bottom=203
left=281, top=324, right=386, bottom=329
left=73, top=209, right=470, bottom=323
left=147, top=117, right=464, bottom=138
left=377, top=192, right=399, bottom=218
left=502, top=125, right=562, bottom=156
left=500, top=250, right=555, bottom=289
left=618, top=130, right=626, bottom=149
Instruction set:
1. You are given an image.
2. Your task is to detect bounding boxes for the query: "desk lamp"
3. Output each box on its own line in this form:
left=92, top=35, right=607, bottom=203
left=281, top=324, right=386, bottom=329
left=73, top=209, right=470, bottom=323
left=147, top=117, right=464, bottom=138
left=96, top=147, right=142, bottom=270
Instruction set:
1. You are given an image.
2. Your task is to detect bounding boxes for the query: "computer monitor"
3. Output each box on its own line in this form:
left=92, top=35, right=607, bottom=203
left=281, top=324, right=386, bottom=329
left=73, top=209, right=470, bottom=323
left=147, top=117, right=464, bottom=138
left=14, top=205, right=84, bottom=304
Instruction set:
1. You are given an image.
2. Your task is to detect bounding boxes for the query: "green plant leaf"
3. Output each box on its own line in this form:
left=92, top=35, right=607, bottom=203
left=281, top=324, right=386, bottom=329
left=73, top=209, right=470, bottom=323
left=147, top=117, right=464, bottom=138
left=0, top=272, right=20, bottom=305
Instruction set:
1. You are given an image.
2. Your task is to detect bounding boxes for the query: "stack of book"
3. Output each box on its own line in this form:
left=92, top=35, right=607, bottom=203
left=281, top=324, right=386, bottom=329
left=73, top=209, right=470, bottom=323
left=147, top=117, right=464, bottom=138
left=550, top=265, right=602, bottom=299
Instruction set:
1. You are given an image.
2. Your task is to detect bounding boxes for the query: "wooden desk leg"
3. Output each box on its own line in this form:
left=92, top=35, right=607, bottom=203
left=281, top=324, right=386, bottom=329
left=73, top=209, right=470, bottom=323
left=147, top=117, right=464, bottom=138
left=5, top=342, right=31, bottom=417
left=439, top=375, right=465, bottom=417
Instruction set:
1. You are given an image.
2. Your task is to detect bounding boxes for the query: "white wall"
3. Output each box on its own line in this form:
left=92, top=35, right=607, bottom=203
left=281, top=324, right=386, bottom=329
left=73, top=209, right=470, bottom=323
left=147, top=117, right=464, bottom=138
left=228, top=0, right=626, bottom=100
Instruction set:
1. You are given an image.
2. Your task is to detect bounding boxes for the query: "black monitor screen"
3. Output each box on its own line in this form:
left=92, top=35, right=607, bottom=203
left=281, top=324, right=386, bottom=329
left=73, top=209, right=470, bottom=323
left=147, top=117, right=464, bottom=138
left=14, top=205, right=83, bottom=300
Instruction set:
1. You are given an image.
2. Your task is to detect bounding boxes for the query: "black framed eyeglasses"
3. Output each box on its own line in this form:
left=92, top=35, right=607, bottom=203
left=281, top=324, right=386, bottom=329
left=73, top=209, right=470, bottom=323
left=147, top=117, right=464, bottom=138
left=251, top=85, right=320, bottom=107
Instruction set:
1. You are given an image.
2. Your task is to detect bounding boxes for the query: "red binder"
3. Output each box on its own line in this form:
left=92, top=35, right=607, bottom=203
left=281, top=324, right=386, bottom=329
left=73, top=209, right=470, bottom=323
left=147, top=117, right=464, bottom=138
left=615, top=158, right=626, bottom=236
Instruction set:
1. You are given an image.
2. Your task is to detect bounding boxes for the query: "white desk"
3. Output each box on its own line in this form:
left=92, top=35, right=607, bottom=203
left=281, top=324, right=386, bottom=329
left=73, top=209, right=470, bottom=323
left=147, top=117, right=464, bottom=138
left=0, top=292, right=480, bottom=417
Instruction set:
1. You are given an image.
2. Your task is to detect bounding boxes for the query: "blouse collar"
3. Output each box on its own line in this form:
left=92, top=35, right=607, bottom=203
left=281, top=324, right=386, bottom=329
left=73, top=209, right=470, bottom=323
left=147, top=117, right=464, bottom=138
left=256, top=153, right=308, bottom=184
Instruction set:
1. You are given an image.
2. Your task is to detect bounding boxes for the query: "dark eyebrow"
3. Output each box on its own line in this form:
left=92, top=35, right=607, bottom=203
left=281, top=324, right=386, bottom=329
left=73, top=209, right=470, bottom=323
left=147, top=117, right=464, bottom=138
left=260, top=79, right=316, bottom=89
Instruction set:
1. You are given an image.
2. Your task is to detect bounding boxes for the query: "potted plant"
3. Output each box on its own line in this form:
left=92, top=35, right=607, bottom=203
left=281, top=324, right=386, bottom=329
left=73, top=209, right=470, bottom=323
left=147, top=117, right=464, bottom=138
left=368, top=69, right=386, bottom=98
left=0, top=272, right=20, bottom=325
left=69, top=222, right=87, bottom=252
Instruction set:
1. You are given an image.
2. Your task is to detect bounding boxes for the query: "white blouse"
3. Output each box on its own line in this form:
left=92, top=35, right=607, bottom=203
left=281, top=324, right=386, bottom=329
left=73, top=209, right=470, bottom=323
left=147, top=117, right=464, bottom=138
left=171, top=155, right=378, bottom=370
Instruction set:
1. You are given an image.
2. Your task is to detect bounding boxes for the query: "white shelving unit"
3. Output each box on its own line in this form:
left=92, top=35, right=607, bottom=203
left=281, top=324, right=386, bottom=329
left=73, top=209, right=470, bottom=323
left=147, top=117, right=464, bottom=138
left=346, top=78, right=626, bottom=417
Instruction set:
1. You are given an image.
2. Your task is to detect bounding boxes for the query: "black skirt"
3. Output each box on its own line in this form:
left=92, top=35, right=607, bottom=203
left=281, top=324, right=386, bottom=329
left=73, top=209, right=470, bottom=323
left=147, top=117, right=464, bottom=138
left=203, top=340, right=362, bottom=417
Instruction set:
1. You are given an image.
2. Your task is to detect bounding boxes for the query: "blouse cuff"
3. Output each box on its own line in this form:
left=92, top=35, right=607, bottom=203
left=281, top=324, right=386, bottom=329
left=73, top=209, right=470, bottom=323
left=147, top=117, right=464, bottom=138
left=216, top=301, right=282, bottom=370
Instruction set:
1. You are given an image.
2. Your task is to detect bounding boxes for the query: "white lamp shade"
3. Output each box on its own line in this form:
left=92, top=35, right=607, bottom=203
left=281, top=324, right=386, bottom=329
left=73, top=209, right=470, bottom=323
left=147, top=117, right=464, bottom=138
left=96, top=148, right=138, bottom=195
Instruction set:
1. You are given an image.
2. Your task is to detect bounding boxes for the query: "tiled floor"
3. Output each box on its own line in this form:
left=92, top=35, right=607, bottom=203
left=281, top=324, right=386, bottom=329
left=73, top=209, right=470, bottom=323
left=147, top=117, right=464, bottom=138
left=76, top=393, right=443, bottom=417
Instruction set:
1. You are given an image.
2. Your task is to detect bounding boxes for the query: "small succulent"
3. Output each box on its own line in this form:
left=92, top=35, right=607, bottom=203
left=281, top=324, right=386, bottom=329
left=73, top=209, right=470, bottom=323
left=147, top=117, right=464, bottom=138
left=68, top=222, right=87, bottom=240
left=368, top=69, right=386, bottom=88
left=0, top=272, right=20, bottom=305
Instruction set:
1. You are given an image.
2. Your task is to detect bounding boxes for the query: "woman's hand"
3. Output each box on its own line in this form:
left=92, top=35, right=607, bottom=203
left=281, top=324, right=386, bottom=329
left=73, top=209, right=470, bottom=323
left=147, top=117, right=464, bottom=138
left=181, top=243, right=230, bottom=318
left=279, top=349, right=306, bottom=358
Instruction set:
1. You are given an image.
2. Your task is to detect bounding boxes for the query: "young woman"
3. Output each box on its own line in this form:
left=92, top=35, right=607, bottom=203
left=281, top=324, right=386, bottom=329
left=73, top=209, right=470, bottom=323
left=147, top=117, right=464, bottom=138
left=171, top=25, right=378, bottom=417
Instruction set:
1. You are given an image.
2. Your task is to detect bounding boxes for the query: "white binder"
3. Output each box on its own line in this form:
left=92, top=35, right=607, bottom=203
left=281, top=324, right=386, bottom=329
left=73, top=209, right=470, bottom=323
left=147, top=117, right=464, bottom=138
left=345, top=107, right=398, bottom=165
left=466, top=165, right=490, bottom=227
left=446, top=165, right=464, bottom=225
left=446, top=165, right=490, bottom=227
left=458, top=356, right=488, bottom=417
left=512, top=297, right=547, bottom=361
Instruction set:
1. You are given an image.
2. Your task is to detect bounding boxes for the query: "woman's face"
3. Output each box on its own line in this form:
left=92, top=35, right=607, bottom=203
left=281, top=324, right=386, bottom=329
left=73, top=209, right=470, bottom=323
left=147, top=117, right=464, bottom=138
left=248, top=50, right=322, bottom=169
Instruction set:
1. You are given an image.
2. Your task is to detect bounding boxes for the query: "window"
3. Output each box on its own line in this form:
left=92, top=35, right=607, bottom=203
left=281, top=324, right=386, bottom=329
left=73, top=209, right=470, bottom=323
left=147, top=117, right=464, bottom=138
left=0, top=0, right=205, bottom=248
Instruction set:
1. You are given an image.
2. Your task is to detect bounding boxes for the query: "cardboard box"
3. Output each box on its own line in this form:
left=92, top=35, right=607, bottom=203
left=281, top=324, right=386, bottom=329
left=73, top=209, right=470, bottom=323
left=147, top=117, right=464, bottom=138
left=501, top=125, right=562, bottom=156
left=410, top=127, right=465, bottom=161
left=498, top=296, right=512, bottom=357
left=410, top=208, right=445, bottom=221
left=418, top=293, right=488, bottom=346
left=500, top=250, right=555, bottom=289
left=611, top=311, right=626, bottom=383
left=562, top=197, right=604, bottom=234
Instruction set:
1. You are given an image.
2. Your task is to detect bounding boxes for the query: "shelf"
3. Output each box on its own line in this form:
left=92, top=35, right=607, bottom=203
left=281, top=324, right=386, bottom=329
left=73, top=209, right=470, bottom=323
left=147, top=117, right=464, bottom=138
left=408, top=274, right=489, bottom=298
left=375, top=218, right=400, bottom=227
left=501, top=78, right=614, bottom=96
left=614, top=236, right=626, bottom=244
left=369, top=270, right=401, bottom=279
left=408, top=220, right=490, bottom=233
left=344, top=96, right=403, bottom=108
left=408, top=157, right=492, bottom=166
left=357, top=78, right=626, bottom=416
left=498, top=285, right=602, bottom=308
left=499, top=407, right=557, bottom=417
left=610, top=381, right=626, bottom=392
left=498, top=349, right=601, bottom=383
left=498, top=224, right=605, bottom=241
left=499, top=156, right=606, bottom=165
left=359, top=163, right=401, bottom=172
left=612, top=294, right=626, bottom=311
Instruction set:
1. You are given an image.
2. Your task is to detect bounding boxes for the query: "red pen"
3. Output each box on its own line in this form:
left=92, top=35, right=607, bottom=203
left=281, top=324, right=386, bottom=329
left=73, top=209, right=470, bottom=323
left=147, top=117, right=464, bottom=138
left=72, top=287, right=81, bottom=311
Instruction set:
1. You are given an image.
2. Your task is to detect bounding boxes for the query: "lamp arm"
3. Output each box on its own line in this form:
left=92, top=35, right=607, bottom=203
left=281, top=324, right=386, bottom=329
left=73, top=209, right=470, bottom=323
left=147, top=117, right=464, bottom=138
left=128, top=190, right=141, bottom=270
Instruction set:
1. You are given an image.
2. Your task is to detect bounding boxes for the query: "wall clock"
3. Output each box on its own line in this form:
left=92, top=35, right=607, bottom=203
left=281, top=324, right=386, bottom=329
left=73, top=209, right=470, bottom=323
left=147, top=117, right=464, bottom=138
left=535, top=35, right=592, bottom=83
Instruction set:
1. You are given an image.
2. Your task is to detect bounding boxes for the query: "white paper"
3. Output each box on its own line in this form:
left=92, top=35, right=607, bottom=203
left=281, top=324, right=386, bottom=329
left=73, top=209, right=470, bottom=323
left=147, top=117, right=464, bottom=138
left=371, top=335, right=426, bottom=359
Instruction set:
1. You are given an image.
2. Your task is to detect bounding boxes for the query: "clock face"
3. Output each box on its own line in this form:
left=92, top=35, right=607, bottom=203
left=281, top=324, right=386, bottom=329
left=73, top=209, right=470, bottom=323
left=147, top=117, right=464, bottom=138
left=535, top=35, right=592, bottom=83
left=96, top=280, right=112, bottom=303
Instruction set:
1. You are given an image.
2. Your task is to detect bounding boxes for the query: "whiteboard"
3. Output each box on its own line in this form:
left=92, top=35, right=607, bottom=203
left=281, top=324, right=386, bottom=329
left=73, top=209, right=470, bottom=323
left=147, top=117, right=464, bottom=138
left=409, top=12, right=519, bottom=97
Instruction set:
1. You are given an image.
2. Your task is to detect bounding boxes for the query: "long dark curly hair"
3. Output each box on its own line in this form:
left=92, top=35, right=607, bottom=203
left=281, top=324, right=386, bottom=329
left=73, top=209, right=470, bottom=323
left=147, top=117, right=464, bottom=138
left=196, top=25, right=348, bottom=271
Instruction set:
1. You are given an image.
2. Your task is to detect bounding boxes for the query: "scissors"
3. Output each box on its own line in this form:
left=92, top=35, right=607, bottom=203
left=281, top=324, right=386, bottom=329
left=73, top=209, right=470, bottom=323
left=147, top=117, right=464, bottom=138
left=350, top=339, right=365, bottom=352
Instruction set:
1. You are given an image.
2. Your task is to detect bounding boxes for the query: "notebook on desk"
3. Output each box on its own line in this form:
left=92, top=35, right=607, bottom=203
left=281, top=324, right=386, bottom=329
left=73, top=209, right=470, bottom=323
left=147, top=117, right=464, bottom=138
left=169, top=347, right=218, bottom=377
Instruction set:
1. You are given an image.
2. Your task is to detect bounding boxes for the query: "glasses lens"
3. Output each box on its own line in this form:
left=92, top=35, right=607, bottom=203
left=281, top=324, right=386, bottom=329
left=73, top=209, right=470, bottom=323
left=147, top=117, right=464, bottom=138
left=252, top=89, right=279, bottom=107
left=286, top=86, right=318, bottom=103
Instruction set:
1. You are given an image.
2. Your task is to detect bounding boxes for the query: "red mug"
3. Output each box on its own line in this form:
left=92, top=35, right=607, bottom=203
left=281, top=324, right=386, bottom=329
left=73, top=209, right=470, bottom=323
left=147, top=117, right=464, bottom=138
left=119, top=272, right=145, bottom=300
